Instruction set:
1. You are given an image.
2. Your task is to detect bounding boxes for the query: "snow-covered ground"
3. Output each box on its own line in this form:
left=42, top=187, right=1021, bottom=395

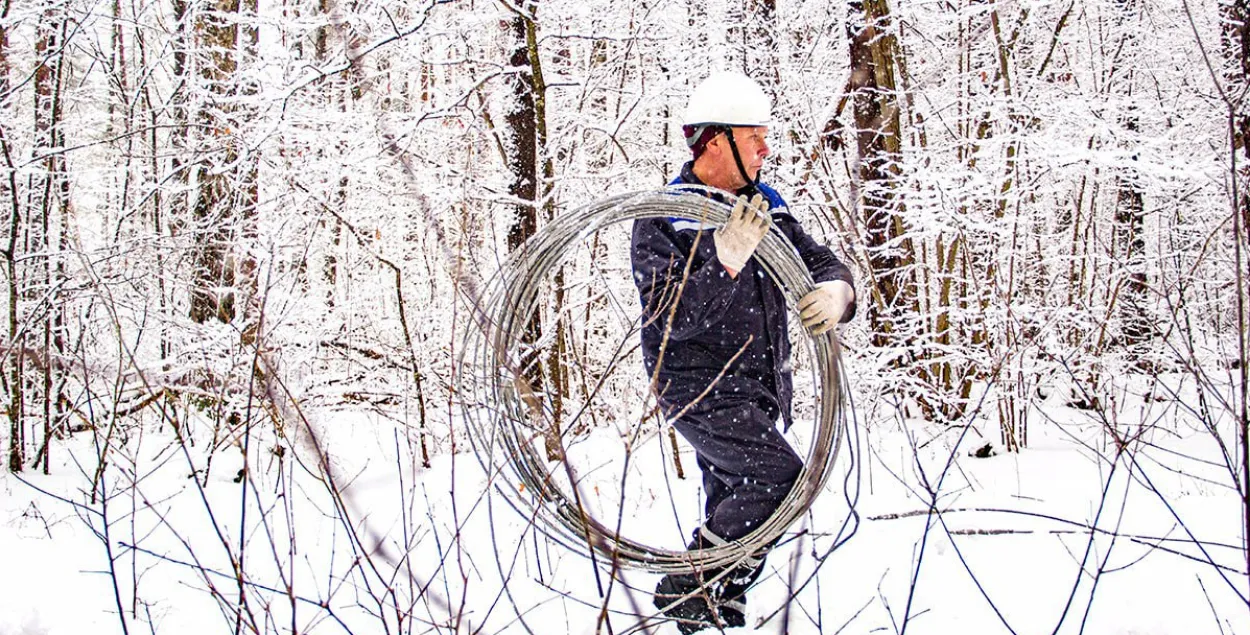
left=1, top=372, right=1246, bottom=634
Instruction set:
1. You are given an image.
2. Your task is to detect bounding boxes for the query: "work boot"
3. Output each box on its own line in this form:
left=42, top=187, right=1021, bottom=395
left=716, top=559, right=760, bottom=628
left=653, top=573, right=719, bottom=634
left=655, top=527, right=767, bottom=632
left=692, top=530, right=764, bottom=629
left=717, top=594, right=746, bottom=628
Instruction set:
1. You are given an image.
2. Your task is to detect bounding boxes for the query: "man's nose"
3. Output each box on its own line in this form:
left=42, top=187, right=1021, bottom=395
left=759, top=139, right=770, bottom=157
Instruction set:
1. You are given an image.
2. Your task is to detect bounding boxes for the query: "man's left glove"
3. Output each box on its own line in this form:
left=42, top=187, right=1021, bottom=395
left=798, top=280, right=855, bottom=335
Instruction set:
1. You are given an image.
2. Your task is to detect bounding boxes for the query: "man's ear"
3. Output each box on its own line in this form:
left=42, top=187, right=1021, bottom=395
left=706, top=133, right=723, bottom=154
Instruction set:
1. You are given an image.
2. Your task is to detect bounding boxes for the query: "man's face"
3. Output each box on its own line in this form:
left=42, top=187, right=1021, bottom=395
left=713, top=126, right=770, bottom=185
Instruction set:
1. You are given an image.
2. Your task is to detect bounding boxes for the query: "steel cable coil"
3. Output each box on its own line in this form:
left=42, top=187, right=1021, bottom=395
left=460, top=187, right=846, bottom=574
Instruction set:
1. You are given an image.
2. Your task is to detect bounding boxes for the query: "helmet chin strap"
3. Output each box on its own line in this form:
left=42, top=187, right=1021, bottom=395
left=724, top=127, right=760, bottom=197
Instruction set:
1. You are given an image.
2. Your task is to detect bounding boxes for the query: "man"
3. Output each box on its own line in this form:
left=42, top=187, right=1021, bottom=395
left=630, top=71, right=856, bottom=633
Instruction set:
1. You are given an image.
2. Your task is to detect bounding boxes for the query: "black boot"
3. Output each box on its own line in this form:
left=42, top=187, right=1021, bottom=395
left=718, top=597, right=746, bottom=629
left=715, top=559, right=762, bottom=628
left=653, top=573, right=719, bottom=634
left=654, top=528, right=768, bottom=632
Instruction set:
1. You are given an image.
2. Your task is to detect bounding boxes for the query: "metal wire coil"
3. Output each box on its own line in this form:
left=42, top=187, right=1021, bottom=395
left=460, top=187, right=845, bottom=574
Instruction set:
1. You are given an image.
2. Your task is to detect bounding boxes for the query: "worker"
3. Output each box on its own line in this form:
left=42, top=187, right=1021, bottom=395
left=631, top=70, right=857, bottom=633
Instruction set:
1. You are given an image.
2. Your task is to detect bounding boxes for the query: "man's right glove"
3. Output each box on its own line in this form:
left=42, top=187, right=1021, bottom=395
left=713, top=193, right=770, bottom=276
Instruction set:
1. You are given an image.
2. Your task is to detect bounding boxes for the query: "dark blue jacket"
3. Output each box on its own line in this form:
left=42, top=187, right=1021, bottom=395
left=631, top=162, right=855, bottom=429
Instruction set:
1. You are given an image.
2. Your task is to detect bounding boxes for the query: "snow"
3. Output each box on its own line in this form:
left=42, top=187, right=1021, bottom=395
left=1, top=0, right=1245, bottom=632
left=2, top=371, right=1245, bottom=634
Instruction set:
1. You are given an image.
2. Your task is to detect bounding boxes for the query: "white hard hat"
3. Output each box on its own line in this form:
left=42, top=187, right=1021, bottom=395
left=683, top=71, right=771, bottom=127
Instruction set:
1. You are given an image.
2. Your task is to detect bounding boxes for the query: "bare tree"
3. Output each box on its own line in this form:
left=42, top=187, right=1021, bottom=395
left=0, top=0, right=1246, bottom=629
left=728, top=0, right=778, bottom=95
left=187, top=0, right=258, bottom=331
left=2, top=1, right=74, bottom=474
left=1114, top=107, right=1151, bottom=354
left=1, top=0, right=18, bottom=473
left=846, top=2, right=912, bottom=351
left=503, top=0, right=567, bottom=460
left=1218, top=0, right=1250, bottom=588
left=32, top=4, right=70, bottom=474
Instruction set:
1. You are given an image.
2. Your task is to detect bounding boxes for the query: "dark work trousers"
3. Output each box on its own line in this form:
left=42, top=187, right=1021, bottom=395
left=672, top=397, right=802, bottom=543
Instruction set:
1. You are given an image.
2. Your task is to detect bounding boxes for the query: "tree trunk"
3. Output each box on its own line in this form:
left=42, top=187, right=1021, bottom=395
left=170, top=0, right=190, bottom=261
left=729, top=0, right=778, bottom=95
left=505, top=3, right=565, bottom=461
left=314, top=0, right=343, bottom=309
left=0, top=0, right=7, bottom=99
left=236, top=0, right=260, bottom=344
left=685, top=0, right=709, bottom=56
left=189, top=0, right=244, bottom=325
left=22, top=6, right=68, bottom=473
left=1219, top=0, right=1250, bottom=594
left=1114, top=2, right=1150, bottom=352
left=847, top=0, right=909, bottom=349
left=160, top=0, right=192, bottom=368
left=1, top=0, right=19, bottom=473
left=1114, top=112, right=1149, bottom=349
left=36, top=12, right=69, bottom=474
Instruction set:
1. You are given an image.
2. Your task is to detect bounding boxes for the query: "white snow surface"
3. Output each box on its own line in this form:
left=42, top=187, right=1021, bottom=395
left=1, top=373, right=1247, bottom=635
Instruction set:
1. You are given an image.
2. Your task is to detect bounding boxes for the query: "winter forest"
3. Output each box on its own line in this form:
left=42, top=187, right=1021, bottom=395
left=0, top=0, right=1248, bottom=633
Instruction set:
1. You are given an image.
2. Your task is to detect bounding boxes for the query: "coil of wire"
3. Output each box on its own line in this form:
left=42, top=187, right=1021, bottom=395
left=460, top=187, right=845, bottom=574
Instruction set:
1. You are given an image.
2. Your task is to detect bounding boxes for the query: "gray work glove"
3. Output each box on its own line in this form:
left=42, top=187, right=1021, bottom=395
left=798, top=280, right=855, bottom=335
left=713, top=194, right=770, bottom=274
